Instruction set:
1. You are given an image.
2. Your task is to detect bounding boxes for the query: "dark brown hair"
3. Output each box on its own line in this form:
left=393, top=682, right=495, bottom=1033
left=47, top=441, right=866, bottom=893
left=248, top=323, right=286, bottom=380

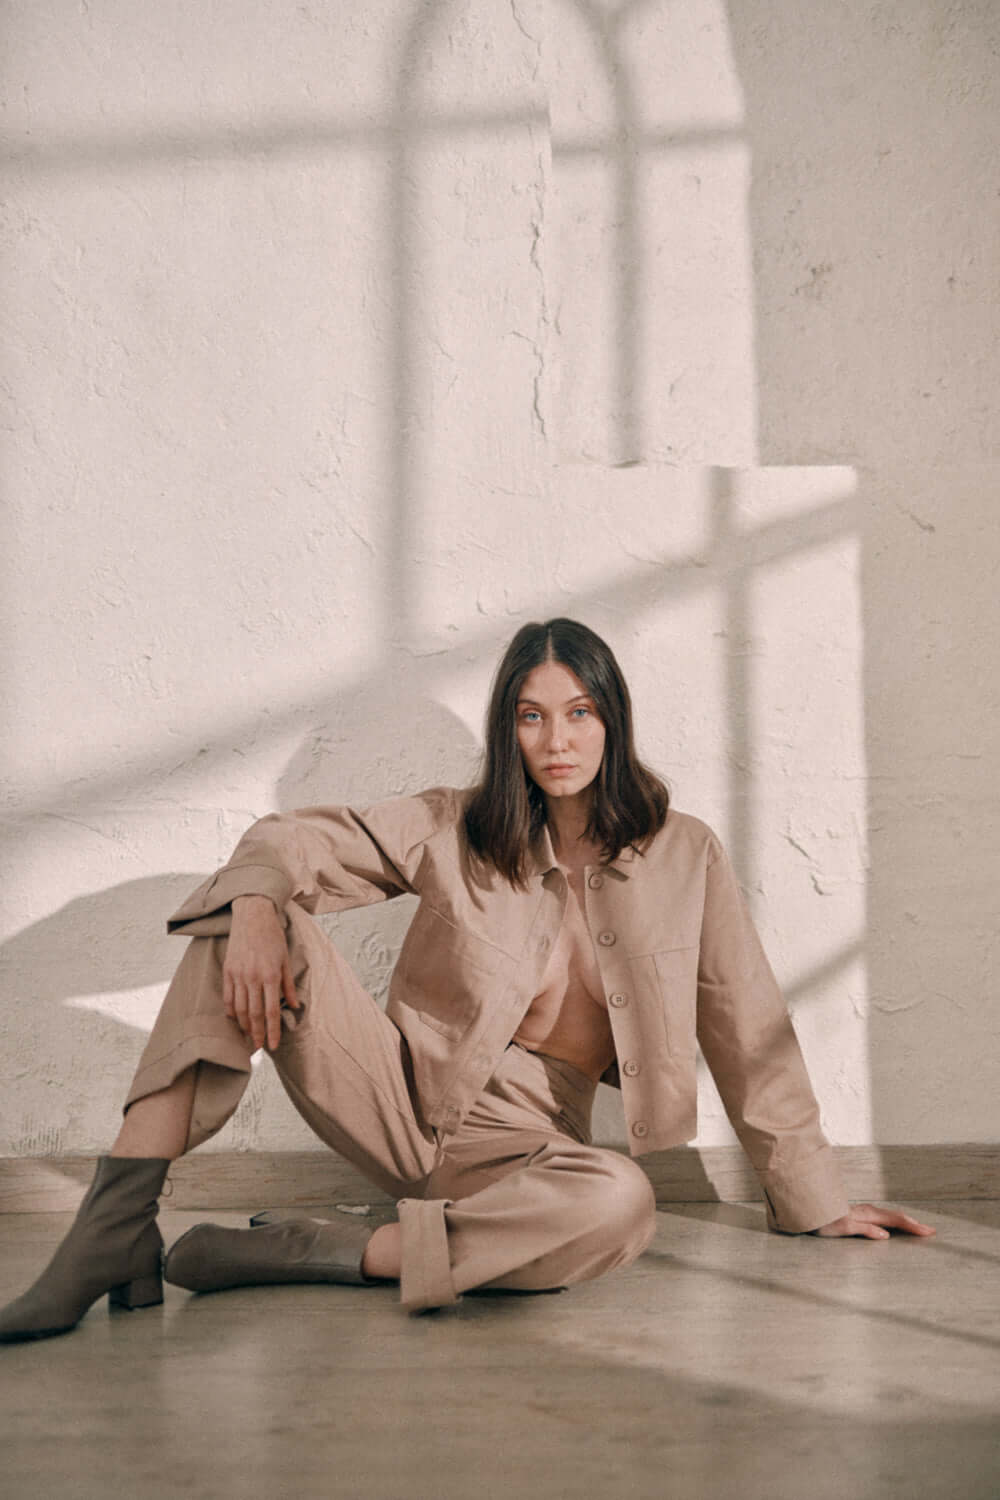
left=464, top=618, right=669, bottom=886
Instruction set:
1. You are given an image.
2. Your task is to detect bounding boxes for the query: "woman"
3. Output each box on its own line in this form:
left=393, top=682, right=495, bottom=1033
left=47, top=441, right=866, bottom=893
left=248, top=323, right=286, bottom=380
left=0, top=618, right=933, bottom=1342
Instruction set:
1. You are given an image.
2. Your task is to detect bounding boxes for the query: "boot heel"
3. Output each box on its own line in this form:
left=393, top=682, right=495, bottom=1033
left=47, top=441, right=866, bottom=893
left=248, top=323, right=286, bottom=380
left=109, top=1271, right=164, bottom=1311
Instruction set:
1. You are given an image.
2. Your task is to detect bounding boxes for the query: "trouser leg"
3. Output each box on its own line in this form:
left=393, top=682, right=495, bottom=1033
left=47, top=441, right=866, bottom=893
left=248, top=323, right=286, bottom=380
left=128, top=916, right=656, bottom=1311
left=124, top=927, right=254, bottom=1150
left=267, top=907, right=439, bottom=1195
left=397, top=1133, right=658, bottom=1312
left=395, top=1043, right=657, bottom=1312
left=124, top=904, right=438, bottom=1190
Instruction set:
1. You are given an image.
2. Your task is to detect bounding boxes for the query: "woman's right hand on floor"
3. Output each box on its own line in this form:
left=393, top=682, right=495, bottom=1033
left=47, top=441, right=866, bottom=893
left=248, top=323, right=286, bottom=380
left=224, top=895, right=301, bottom=1052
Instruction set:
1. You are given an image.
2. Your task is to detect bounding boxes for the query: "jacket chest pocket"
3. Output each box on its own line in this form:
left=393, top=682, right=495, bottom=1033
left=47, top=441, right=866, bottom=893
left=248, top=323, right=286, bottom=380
left=395, top=905, right=505, bottom=1041
left=652, top=945, right=699, bottom=1057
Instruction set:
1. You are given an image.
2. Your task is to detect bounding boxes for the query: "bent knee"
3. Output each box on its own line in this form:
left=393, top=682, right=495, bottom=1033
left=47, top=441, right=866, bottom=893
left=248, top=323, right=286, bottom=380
left=545, top=1149, right=657, bottom=1281
left=542, top=1147, right=656, bottom=1264
left=594, top=1153, right=657, bottom=1250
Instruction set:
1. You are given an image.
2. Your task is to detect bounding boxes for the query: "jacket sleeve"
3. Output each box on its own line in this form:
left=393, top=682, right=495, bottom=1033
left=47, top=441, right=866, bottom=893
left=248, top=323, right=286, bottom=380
left=165, top=787, right=459, bottom=938
left=695, top=833, right=850, bottom=1233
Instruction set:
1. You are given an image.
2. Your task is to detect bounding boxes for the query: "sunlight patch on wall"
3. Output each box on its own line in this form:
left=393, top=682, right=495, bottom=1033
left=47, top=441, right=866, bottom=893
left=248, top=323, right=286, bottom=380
left=63, top=984, right=167, bottom=1035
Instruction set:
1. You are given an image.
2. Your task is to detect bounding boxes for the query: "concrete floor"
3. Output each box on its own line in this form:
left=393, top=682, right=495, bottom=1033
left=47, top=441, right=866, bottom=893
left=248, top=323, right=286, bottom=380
left=1, top=1201, right=998, bottom=1500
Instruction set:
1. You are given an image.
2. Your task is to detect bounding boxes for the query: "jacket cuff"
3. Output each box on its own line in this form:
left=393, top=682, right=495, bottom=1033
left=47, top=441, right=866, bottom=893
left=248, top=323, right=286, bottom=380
left=758, top=1143, right=851, bottom=1234
left=166, top=863, right=294, bottom=936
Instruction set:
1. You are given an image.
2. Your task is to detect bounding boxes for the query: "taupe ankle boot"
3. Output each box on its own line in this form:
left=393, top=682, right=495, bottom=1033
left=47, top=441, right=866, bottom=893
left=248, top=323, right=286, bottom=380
left=164, top=1211, right=376, bottom=1292
left=0, top=1155, right=170, bottom=1343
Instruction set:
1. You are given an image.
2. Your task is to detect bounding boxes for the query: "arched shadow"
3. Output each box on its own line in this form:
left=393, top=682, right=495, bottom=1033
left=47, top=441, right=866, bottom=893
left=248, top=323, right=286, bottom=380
left=5, top=0, right=986, bottom=1175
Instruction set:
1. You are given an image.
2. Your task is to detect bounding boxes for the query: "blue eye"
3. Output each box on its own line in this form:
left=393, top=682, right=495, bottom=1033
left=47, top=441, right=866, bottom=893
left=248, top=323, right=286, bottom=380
left=571, top=707, right=590, bottom=718
left=520, top=710, right=541, bottom=723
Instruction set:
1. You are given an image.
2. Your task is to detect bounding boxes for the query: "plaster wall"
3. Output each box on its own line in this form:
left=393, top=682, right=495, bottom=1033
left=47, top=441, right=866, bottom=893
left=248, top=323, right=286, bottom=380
left=1, top=1, right=996, bottom=1157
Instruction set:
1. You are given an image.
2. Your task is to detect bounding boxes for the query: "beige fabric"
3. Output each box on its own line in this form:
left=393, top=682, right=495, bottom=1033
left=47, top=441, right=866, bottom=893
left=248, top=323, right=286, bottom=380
left=126, top=905, right=656, bottom=1311
left=161, top=786, right=850, bottom=1232
left=513, top=871, right=617, bottom=1081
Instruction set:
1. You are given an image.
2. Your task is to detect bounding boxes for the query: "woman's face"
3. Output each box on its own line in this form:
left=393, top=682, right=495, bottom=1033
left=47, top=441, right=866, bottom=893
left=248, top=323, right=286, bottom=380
left=515, top=659, right=606, bottom=802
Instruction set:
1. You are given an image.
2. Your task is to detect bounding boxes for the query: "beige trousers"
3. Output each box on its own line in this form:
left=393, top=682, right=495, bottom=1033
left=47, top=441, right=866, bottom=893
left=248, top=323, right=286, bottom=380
left=125, top=905, right=657, bottom=1312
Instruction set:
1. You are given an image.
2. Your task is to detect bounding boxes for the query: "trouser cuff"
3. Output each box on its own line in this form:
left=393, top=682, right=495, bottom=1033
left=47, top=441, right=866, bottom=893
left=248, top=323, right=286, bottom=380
left=397, top=1197, right=460, bottom=1313
left=124, top=1020, right=252, bottom=1151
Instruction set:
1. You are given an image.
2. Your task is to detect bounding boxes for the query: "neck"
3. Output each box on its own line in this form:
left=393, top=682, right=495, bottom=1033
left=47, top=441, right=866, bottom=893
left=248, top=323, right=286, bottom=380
left=544, top=791, right=596, bottom=859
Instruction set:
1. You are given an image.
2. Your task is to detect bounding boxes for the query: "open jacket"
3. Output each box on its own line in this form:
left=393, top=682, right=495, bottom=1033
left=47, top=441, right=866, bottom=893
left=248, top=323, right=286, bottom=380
left=166, top=786, right=849, bottom=1233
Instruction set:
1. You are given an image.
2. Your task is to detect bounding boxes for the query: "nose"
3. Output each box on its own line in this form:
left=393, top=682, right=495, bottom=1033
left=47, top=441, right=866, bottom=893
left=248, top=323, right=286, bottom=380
left=546, top=718, right=568, bottom=752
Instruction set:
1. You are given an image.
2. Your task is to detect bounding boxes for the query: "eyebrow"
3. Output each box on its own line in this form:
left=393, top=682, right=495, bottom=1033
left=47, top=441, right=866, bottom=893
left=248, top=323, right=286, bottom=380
left=516, top=694, right=594, bottom=708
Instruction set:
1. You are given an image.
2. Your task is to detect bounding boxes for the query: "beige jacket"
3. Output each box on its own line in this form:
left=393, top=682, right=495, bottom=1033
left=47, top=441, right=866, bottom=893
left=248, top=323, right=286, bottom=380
left=166, top=786, right=849, bottom=1233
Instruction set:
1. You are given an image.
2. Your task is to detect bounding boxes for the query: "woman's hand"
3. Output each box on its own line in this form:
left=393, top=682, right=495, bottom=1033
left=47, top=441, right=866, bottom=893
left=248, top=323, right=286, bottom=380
left=813, top=1203, right=936, bottom=1240
left=224, top=895, right=301, bottom=1052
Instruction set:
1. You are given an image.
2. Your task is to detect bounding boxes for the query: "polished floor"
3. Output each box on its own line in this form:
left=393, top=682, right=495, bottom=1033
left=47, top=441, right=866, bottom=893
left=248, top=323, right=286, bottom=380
left=1, top=1200, right=998, bottom=1500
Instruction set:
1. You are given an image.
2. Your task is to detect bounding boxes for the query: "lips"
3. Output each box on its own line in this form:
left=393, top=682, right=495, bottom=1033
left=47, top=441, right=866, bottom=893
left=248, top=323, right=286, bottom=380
left=543, top=764, right=577, bottom=775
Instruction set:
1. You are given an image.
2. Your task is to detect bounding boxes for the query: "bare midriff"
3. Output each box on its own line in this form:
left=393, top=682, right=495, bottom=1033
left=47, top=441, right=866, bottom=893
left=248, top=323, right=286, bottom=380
left=513, top=869, right=616, bottom=1083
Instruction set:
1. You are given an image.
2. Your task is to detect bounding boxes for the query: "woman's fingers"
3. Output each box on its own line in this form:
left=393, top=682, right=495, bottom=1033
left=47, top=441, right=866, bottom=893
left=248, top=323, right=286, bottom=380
left=847, top=1202, right=890, bottom=1237
left=230, top=974, right=263, bottom=1051
left=901, top=1214, right=936, bottom=1236
left=263, top=979, right=283, bottom=1052
left=851, top=1218, right=890, bottom=1240
left=224, top=900, right=291, bottom=1050
left=245, top=980, right=267, bottom=1051
left=815, top=1214, right=887, bottom=1239
left=224, top=969, right=290, bottom=1051
left=231, top=978, right=251, bottom=1041
left=282, top=956, right=300, bottom=1011
left=817, top=1203, right=937, bottom=1238
left=864, top=1205, right=936, bottom=1237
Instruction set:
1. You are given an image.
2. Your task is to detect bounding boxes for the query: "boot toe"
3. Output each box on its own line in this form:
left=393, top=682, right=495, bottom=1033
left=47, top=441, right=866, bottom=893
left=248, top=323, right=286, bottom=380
left=0, top=1294, right=75, bottom=1343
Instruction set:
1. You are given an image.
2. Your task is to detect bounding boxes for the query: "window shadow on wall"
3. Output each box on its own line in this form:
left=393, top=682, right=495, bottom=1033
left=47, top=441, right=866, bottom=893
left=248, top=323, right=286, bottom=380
left=4, top=0, right=993, bottom=1163
left=2, top=0, right=855, bottom=1157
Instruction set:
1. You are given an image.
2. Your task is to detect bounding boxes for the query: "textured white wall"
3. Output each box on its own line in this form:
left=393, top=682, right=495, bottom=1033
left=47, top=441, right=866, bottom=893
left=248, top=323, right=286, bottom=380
left=1, top=1, right=996, bottom=1156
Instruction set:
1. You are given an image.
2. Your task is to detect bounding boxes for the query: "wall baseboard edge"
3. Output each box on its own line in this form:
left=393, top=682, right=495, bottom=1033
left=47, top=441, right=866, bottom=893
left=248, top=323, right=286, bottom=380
left=1, top=1143, right=996, bottom=1213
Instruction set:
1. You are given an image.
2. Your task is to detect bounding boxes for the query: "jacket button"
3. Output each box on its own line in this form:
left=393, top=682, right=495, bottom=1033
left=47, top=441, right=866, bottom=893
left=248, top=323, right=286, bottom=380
left=623, top=1060, right=641, bottom=1077
left=631, top=1120, right=649, bottom=1138
left=588, top=874, right=604, bottom=889
left=538, top=936, right=550, bottom=953
left=598, top=931, right=616, bottom=946
left=609, top=993, right=628, bottom=1008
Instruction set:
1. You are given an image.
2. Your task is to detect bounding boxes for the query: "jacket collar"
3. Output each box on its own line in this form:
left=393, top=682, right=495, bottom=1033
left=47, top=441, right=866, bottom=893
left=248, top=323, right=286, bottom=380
left=528, top=825, right=636, bottom=879
left=528, top=824, right=558, bottom=877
